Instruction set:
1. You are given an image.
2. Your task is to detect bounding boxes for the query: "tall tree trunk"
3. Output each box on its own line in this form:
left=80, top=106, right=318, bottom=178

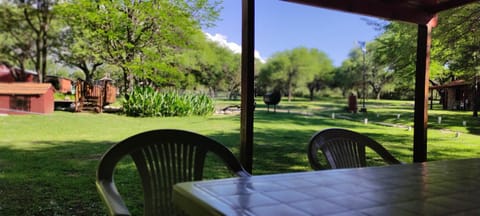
left=474, top=79, right=479, bottom=117
left=122, top=69, right=129, bottom=98
left=341, top=88, right=347, bottom=97
left=35, top=31, right=43, bottom=82
left=288, top=82, right=292, bottom=102
left=309, top=87, right=314, bottom=101
left=24, top=1, right=52, bottom=83
left=208, top=87, right=216, bottom=98
left=41, top=31, right=48, bottom=83
left=287, top=72, right=293, bottom=102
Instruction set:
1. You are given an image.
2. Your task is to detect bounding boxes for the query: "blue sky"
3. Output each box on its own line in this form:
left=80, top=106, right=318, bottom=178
left=203, top=0, right=386, bottom=66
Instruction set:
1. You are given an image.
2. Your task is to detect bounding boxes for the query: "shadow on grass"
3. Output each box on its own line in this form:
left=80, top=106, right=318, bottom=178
left=0, top=135, right=260, bottom=215
left=212, top=112, right=418, bottom=174
left=427, top=111, right=480, bottom=135
left=1, top=111, right=478, bottom=215
left=0, top=139, right=114, bottom=216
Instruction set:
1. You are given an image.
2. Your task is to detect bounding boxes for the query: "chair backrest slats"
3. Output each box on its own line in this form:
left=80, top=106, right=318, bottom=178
left=96, top=129, right=250, bottom=216
left=308, top=128, right=401, bottom=170
left=186, top=145, right=194, bottom=180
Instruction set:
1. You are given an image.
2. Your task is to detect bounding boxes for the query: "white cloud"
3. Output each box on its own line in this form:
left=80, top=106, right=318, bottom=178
left=204, top=32, right=266, bottom=63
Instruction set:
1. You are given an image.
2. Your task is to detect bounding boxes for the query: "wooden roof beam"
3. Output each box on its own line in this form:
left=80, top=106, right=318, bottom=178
left=283, top=0, right=437, bottom=24
left=429, top=0, right=478, bottom=13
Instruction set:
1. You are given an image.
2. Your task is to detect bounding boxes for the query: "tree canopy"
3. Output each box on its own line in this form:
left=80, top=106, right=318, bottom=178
left=0, top=0, right=59, bottom=82
left=54, top=0, right=221, bottom=95
left=257, top=47, right=334, bottom=101
left=2, top=0, right=480, bottom=104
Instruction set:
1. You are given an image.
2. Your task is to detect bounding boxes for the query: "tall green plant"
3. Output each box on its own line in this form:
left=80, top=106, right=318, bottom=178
left=122, top=86, right=215, bottom=117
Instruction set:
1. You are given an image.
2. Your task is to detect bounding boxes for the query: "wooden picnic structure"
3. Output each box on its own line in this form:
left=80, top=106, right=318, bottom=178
left=238, top=0, right=478, bottom=173
left=0, top=62, right=118, bottom=113
left=74, top=78, right=117, bottom=113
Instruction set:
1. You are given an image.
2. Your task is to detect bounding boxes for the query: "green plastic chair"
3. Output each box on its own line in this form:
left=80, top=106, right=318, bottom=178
left=96, top=129, right=250, bottom=216
left=308, top=128, right=402, bottom=170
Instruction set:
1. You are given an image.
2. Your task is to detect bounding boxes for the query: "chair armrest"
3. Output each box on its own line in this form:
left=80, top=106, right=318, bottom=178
left=235, top=170, right=252, bottom=177
left=96, top=180, right=131, bottom=216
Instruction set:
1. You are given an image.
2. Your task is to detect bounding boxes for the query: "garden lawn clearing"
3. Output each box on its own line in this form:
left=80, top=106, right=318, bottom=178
left=1, top=98, right=480, bottom=215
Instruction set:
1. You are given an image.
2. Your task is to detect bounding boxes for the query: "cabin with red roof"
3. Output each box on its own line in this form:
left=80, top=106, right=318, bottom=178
left=0, top=83, right=55, bottom=114
left=0, top=63, right=36, bottom=82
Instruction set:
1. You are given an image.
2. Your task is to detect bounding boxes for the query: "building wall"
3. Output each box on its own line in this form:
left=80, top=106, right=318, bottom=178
left=30, top=88, right=54, bottom=113
left=0, top=64, right=36, bottom=83
left=0, top=70, right=35, bottom=82
left=0, top=95, right=30, bottom=114
left=45, top=76, right=73, bottom=93
left=0, top=96, right=10, bottom=112
left=446, top=89, right=456, bottom=110
left=445, top=86, right=472, bottom=110
left=0, top=65, right=15, bottom=82
left=0, top=88, right=54, bottom=114
left=59, top=78, right=73, bottom=93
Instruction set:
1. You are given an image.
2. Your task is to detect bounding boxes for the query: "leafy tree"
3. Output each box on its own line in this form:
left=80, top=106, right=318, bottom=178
left=367, top=66, right=395, bottom=99
left=0, top=2, right=37, bottom=78
left=371, top=21, right=450, bottom=99
left=57, top=0, right=221, bottom=96
left=0, top=0, right=59, bottom=83
left=333, top=49, right=364, bottom=97
left=372, top=17, right=468, bottom=98
left=433, top=3, right=480, bottom=115
left=177, top=33, right=222, bottom=94
left=46, top=59, right=70, bottom=77
left=256, top=55, right=285, bottom=96
left=372, top=22, right=417, bottom=90
left=94, top=64, right=122, bottom=80
left=50, top=9, right=103, bottom=83
left=434, top=3, right=480, bottom=77
left=333, top=47, right=372, bottom=97
left=199, top=41, right=241, bottom=98
left=335, top=41, right=397, bottom=100
left=258, top=47, right=333, bottom=101
left=366, top=41, right=396, bottom=99
left=306, top=49, right=334, bottom=100
left=216, top=48, right=241, bottom=99
left=177, top=32, right=242, bottom=98
left=70, top=70, right=85, bottom=80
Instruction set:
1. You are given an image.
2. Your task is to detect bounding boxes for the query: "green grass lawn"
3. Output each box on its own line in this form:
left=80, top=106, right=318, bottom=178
left=1, top=97, right=480, bottom=215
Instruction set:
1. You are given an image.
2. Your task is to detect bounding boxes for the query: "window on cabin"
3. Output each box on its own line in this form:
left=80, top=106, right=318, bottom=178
left=10, top=96, right=30, bottom=111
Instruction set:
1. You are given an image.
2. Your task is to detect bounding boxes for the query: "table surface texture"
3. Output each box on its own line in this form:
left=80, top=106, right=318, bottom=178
left=173, top=158, right=480, bottom=216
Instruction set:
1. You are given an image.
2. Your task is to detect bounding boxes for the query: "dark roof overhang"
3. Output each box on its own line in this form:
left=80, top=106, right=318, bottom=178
left=283, top=0, right=477, bottom=25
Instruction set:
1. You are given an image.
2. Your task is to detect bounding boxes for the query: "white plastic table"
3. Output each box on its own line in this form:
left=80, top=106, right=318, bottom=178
left=173, top=158, right=480, bottom=215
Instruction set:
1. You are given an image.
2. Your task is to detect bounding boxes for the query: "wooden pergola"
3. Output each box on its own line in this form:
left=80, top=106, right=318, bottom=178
left=239, top=0, right=478, bottom=173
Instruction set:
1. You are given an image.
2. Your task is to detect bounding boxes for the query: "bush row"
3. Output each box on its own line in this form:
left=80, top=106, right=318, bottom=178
left=122, top=86, right=215, bottom=117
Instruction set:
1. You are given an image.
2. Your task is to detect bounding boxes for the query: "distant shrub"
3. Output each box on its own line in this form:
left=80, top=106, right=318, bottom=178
left=54, top=92, right=73, bottom=101
left=122, top=86, right=215, bottom=117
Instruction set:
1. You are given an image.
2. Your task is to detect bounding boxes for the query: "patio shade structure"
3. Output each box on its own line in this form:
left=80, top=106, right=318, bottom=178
left=240, top=0, right=478, bottom=173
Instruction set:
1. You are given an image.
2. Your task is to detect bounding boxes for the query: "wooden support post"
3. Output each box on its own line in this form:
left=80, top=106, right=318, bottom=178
left=430, top=89, right=433, bottom=110
left=413, top=23, right=432, bottom=163
left=240, top=0, right=255, bottom=173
